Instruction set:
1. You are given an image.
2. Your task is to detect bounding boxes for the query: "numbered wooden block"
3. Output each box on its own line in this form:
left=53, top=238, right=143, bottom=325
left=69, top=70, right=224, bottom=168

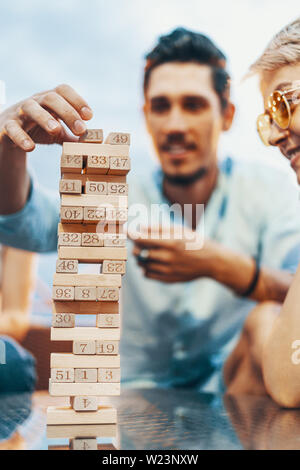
left=86, top=155, right=109, bottom=174
left=63, top=142, right=129, bottom=157
left=53, top=273, right=121, bottom=287
left=102, top=260, right=126, bottom=275
left=83, top=206, right=106, bottom=223
left=75, top=286, right=97, bottom=301
left=61, top=206, right=83, bottom=223
left=81, top=233, right=104, bottom=247
left=56, top=259, right=78, bottom=274
left=49, top=381, right=120, bottom=397
left=97, top=287, right=119, bottom=302
left=79, top=129, right=103, bottom=143
left=61, top=154, right=83, bottom=173
left=106, top=208, right=128, bottom=223
left=51, top=368, right=74, bottom=383
left=47, top=405, right=117, bottom=424
left=105, top=132, right=130, bottom=145
left=75, top=368, right=98, bottom=383
left=53, top=300, right=120, bottom=314
left=108, top=156, right=130, bottom=175
left=61, top=194, right=128, bottom=208
left=98, top=368, right=120, bottom=383
left=59, top=246, right=127, bottom=262
left=104, top=234, right=126, bottom=247
left=52, top=313, right=75, bottom=328
left=59, top=179, right=82, bottom=194
left=85, top=181, right=108, bottom=195
left=73, top=340, right=96, bottom=355
left=96, top=314, right=120, bottom=328
left=70, top=396, right=98, bottom=411
left=51, top=327, right=120, bottom=341
left=51, top=353, right=120, bottom=369
left=96, top=341, right=119, bottom=355
left=58, top=232, right=81, bottom=247
left=47, top=423, right=117, bottom=438
left=52, top=286, right=75, bottom=301
left=107, top=182, right=128, bottom=195
left=70, top=438, right=98, bottom=451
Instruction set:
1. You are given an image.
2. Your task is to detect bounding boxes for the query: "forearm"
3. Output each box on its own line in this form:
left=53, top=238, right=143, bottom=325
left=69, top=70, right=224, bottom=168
left=262, top=265, right=300, bottom=407
left=211, top=245, right=293, bottom=302
left=0, top=139, right=30, bottom=214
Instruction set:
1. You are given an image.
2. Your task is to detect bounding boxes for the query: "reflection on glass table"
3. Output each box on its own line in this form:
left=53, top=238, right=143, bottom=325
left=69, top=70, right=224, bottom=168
left=1, top=388, right=300, bottom=450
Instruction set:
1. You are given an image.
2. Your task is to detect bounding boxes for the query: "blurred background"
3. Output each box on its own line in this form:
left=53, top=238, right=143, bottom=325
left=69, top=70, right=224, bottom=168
left=0, top=0, right=299, bottom=323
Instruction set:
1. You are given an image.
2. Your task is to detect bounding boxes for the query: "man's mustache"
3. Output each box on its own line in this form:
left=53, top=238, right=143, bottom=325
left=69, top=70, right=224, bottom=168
left=160, top=138, right=197, bottom=152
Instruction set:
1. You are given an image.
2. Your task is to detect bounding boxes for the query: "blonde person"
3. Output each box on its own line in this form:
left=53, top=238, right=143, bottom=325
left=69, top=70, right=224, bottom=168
left=225, top=18, right=300, bottom=407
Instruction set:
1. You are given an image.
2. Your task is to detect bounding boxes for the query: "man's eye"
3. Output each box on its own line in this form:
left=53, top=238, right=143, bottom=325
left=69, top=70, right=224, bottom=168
left=183, top=99, right=208, bottom=112
left=151, top=101, right=170, bottom=113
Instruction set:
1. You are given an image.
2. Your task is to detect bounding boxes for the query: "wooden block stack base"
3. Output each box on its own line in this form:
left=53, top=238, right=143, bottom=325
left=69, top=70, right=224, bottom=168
left=47, top=130, right=130, bottom=447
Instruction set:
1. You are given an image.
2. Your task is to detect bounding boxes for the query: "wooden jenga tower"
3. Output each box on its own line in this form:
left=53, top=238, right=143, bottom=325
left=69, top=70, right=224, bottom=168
left=46, top=129, right=130, bottom=450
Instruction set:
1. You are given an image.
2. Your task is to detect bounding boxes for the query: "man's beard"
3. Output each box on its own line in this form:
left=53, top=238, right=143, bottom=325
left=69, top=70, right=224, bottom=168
left=163, top=166, right=208, bottom=186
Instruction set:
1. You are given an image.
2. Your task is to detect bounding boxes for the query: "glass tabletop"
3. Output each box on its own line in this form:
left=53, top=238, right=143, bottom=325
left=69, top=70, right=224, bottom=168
left=0, top=388, right=299, bottom=450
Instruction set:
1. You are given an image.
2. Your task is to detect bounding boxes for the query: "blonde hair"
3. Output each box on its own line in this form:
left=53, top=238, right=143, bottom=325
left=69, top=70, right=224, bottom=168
left=249, top=18, right=300, bottom=75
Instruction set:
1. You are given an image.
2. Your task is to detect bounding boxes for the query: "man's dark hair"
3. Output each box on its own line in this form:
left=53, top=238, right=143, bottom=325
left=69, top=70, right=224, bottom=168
left=144, top=27, right=230, bottom=110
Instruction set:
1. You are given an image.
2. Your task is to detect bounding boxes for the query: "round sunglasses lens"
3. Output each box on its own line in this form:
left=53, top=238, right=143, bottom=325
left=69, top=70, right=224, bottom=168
left=257, top=114, right=271, bottom=146
left=268, top=91, right=289, bottom=128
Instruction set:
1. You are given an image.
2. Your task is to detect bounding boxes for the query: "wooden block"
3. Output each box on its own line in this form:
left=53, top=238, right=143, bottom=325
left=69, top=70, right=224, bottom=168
left=97, top=287, right=119, bottom=302
left=81, top=233, right=104, bottom=247
left=75, top=368, right=97, bottom=383
left=105, top=132, right=130, bottom=145
left=96, top=341, right=119, bottom=355
left=79, top=129, right=103, bottom=143
left=47, top=423, right=117, bottom=439
left=49, top=380, right=120, bottom=397
left=51, top=353, right=120, bottom=369
left=74, top=286, right=97, bottom=301
left=73, top=340, right=96, bottom=355
left=59, top=246, right=127, bottom=262
left=53, top=300, right=120, bottom=314
left=60, top=206, right=83, bottom=223
left=52, top=313, right=75, bottom=328
left=70, top=438, right=98, bottom=450
left=70, top=396, right=98, bottom=411
left=59, top=179, right=82, bottom=194
left=61, top=154, right=83, bottom=173
left=108, top=156, right=130, bottom=175
left=83, top=206, right=106, bottom=223
left=96, top=314, right=120, bottom=329
left=58, top=222, right=124, bottom=235
left=53, top=273, right=121, bottom=287
left=104, top=234, right=126, bottom=247
left=85, top=181, right=108, bottom=195
left=98, top=368, right=120, bottom=383
left=106, top=207, right=128, bottom=223
left=58, top=232, right=81, bottom=247
left=107, top=182, right=128, bottom=195
left=52, top=286, right=75, bottom=301
left=61, top=173, right=127, bottom=184
left=51, top=327, right=120, bottom=341
left=61, top=194, right=128, bottom=208
left=51, top=368, right=74, bottom=383
left=102, top=260, right=126, bottom=275
left=86, top=155, right=109, bottom=174
left=63, top=142, right=129, bottom=157
left=56, top=259, right=78, bottom=274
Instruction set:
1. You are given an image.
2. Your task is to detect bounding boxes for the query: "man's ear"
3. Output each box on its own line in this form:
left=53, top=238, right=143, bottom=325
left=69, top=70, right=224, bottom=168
left=222, top=102, right=235, bottom=131
left=143, top=101, right=151, bottom=134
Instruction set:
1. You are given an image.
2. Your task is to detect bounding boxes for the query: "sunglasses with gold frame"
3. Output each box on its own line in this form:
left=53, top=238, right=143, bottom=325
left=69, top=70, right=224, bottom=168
left=257, top=85, right=300, bottom=146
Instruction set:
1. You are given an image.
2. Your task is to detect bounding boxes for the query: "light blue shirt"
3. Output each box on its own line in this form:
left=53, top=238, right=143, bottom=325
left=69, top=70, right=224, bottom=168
left=1, top=157, right=300, bottom=392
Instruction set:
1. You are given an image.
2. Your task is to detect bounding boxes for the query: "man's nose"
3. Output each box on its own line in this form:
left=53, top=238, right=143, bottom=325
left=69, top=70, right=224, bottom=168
left=164, top=107, right=188, bottom=133
left=268, top=122, right=289, bottom=147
